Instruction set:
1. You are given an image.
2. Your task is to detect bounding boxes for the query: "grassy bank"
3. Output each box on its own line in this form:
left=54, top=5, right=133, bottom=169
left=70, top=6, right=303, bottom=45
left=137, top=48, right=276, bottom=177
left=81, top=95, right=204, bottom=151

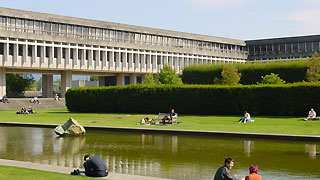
left=0, top=165, right=97, bottom=180
left=0, top=109, right=319, bottom=136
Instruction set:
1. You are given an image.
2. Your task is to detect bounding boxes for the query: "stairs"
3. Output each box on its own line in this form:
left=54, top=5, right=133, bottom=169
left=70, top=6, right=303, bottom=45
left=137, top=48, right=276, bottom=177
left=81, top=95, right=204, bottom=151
left=0, top=98, right=67, bottom=111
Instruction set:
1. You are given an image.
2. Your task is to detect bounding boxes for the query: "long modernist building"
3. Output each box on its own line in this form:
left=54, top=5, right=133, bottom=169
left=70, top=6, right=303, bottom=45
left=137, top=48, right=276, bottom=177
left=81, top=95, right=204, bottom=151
left=1, top=7, right=320, bottom=98
left=0, top=7, right=247, bottom=97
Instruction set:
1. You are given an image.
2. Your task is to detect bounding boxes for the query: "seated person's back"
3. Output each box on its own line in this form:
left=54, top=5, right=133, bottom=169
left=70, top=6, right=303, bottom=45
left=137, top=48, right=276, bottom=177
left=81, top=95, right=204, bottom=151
left=83, top=155, right=108, bottom=177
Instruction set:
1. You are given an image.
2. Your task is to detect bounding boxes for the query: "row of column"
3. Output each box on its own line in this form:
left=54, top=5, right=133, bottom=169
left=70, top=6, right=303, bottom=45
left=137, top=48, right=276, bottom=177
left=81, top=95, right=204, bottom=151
left=0, top=39, right=246, bottom=74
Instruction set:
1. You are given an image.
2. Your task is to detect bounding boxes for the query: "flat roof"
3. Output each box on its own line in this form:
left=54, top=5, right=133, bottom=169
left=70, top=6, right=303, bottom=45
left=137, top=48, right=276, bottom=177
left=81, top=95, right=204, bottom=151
left=0, top=6, right=245, bottom=46
left=246, top=34, right=320, bottom=45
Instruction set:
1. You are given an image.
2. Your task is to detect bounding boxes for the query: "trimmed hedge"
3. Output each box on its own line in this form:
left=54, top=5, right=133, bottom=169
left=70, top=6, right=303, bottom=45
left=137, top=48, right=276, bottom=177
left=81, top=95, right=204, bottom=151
left=181, top=60, right=308, bottom=85
left=66, top=83, right=320, bottom=116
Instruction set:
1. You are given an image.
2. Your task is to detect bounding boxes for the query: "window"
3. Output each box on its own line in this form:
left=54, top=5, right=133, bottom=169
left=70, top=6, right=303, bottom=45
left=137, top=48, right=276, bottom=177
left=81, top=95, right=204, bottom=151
left=45, top=47, right=50, bottom=58
left=37, top=46, right=41, bottom=57
left=18, top=44, right=23, bottom=56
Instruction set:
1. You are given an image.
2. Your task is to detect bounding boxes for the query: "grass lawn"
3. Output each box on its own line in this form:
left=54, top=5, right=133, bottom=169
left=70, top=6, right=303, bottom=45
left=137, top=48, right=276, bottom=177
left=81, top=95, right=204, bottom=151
left=0, top=165, right=98, bottom=180
left=0, top=109, right=319, bottom=136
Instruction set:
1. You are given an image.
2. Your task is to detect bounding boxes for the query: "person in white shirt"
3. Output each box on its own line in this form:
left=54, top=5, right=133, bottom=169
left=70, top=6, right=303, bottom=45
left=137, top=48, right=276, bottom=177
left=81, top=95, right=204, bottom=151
left=239, top=111, right=254, bottom=123
left=305, top=108, right=318, bottom=121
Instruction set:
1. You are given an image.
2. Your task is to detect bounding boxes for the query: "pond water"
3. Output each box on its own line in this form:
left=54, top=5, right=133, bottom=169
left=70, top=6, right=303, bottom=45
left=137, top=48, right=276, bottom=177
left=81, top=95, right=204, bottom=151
left=0, top=126, right=319, bottom=180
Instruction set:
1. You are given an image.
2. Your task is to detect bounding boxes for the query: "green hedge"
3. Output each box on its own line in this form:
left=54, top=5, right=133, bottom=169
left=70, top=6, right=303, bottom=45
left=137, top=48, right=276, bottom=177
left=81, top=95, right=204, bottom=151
left=181, top=60, right=308, bottom=85
left=66, top=83, right=320, bottom=116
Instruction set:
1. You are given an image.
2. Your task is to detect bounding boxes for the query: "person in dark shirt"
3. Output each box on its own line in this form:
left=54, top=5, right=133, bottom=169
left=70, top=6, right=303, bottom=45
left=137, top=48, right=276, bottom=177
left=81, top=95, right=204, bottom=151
left=83, top=154, right=108, bottom=177
left=214, top=158, right=243, bottom=180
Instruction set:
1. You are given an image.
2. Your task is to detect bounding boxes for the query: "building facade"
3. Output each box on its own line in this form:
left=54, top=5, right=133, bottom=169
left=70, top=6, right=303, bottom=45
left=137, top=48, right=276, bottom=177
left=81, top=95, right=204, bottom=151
left=0, top=7, right=248, bottom=97
left=246, top=35, right=320, bottom=61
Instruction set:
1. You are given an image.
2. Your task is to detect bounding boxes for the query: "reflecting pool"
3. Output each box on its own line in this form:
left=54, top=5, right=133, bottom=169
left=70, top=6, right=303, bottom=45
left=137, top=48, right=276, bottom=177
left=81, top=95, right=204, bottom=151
left=0, top=126, right=319, bottom=180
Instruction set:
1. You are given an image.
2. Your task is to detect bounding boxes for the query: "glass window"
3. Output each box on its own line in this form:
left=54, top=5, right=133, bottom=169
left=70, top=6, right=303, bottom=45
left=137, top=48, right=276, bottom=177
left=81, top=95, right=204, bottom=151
left=60, top=24, right=67, bottom=35
left=90, top=28, right=96, bottom=38
left=67, top=25, right=73, bottom=35
left=83, top=27, right=89, bottom=38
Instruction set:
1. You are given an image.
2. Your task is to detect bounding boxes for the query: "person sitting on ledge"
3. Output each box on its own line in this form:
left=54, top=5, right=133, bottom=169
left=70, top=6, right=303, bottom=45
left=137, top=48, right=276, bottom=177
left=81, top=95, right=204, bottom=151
left=304, top=108, right=319, bottom=121
left=30, top=96, right=40, bottom=104
left=239, top=111, right=254, bottom=123
left=245, top=165, right=262, bottom=180
left=71, top=154, right=108, bottom=177
left=54, top=93, right=60, bottom=101
left=1, top=95, right=9, bottom=103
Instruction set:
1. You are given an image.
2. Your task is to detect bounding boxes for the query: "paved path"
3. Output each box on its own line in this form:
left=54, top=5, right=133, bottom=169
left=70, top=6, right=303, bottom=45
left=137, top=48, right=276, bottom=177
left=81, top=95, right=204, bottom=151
left=0, top=159, right=170, bottom=180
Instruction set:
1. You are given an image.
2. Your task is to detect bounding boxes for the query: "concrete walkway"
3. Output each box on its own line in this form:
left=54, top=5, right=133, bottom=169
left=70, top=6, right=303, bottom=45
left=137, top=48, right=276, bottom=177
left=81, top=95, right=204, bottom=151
left=0, top=98, right=66, bottom=110
left=0, top=159, right=170, bottom=180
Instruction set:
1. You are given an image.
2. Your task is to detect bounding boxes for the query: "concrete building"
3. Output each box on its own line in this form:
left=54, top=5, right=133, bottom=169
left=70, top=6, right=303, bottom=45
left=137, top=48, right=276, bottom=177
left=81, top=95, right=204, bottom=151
left=246, top=35, right=320, bottom=61
left=0, top=7, right=248, bottom=97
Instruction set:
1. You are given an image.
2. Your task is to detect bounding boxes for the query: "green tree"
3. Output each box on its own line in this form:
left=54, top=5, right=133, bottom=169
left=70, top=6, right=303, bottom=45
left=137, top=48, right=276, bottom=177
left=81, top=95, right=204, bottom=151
left=260, top=73, right=286, bottom=84
left=306, top=52, right=320, bottom=82
left=157, top=64, right=183, bottom=85
left=90, top=76, right=99, bottom=81
left=6, top=74, right=34, bottom=97
left=54, top=79, right=61, bottom=90
left=214, top=65, right=242, bottom=85
left=142, top=73, right=156, bottom=85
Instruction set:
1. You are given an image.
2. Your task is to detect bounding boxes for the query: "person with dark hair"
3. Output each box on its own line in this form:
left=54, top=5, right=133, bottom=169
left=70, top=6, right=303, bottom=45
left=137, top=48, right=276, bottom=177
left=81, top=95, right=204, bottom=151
left=82, top=154, right=108, bottom=177
left=214, top=158, right=243, bottom=180
left=245, top=165, right=262, bottom=180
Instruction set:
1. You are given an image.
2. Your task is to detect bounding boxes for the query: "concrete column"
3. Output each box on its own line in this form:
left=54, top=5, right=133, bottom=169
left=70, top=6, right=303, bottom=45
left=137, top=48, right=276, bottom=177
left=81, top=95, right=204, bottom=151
left=23, top=42, right=27, bottom=63
left=110, top=50, right=114, bottom=68
left=61, top=70, right=72, bottom=98
left=4, top=42, right=8, bottom=62
left=42, top=74, right=53, bottom=98
left=128, top=53, right=133, bottom=69
left=0, top=68, right=6, bottom=97
left=98, top=76, right=105, bottom=87
left=32, top=44, right=36, bottom=64
left=117, top=74, right=125, bottom=86
left=130, top=74, right=137, bottom=85
left=40, top=46, right=45, bottom=63
left=14, top=42, right=18, bottom=63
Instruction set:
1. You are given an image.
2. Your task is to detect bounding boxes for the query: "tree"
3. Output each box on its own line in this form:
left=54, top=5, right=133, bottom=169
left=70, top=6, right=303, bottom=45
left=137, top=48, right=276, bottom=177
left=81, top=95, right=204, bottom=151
left=90, top=76, right=99, bottom=81
left=157, top=64, right=183, bottom=85
left=260, top=73, right=286, bottom=84
left=142, top=73, right=156, bottom=85
left=6, top=74, right=35, bottom=97
left=214, top=65, right=242, bottom=85
left=306, top=52, right=320, bottom=82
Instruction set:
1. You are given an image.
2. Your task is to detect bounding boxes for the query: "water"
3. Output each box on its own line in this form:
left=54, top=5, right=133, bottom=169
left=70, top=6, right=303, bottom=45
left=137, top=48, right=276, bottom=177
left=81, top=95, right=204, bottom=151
left=0, top=126, right=319, bottom=180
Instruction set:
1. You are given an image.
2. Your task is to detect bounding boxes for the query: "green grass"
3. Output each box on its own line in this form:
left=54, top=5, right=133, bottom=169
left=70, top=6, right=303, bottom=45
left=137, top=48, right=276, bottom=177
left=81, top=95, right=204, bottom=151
left=0, top=165, right=98, bottom=180
left=0, top=109, right=319, bottom=136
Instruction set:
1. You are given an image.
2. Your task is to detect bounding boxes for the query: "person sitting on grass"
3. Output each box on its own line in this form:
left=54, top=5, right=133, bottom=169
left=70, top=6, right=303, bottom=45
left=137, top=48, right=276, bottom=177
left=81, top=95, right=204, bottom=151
left=304, top=108, right=318, bottom=121
left=139, top=117, right=152, bottom=125
left=17, top=107, right=28, bottom=114
left=239, top=111, right=254, bottom=123
left=27, top=106, right=35, bottom=114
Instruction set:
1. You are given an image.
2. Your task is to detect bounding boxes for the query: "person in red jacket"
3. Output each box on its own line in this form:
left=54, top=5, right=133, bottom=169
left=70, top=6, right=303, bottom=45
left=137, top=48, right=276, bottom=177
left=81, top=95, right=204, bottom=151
left=245, top=165, right=262, bottom=180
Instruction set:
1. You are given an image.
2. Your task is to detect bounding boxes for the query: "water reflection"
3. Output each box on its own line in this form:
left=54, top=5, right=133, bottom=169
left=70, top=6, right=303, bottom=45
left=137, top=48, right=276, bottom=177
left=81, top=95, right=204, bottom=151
left=0, top=126, right=319, bottom=180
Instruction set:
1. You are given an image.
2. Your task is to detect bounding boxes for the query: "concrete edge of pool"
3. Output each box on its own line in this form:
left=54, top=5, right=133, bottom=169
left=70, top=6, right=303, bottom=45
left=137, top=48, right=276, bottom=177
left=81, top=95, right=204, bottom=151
left=0, top=122, right=319, bottom=141
left=0, top=159, right=171, bottom=180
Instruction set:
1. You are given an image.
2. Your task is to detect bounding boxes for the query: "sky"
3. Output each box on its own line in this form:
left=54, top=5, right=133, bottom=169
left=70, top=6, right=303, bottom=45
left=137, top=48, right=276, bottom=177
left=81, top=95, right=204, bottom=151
left=1, top=0, right=320, bottom=41
left=1, top=0, right=320, bottom=80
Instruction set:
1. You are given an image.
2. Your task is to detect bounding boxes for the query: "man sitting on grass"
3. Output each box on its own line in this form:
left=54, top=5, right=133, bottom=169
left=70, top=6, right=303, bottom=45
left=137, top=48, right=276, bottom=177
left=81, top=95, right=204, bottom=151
left=304, top=108, right=319, bottom=121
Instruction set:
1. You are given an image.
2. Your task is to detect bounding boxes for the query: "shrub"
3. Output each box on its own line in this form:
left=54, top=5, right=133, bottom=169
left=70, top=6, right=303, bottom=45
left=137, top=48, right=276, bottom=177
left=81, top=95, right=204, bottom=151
left=260, top=73, right=286, bottom=84
left=143, top=73, right=156, bottom=85
left=157, top=64, right=183, bottom=85
left=214, top=66, right=242, bottom=85
left=306, top=52, right=320, bottom=82
left=65, top=82, right=320, bottom=116
left=182, top=60, right=308, bottom=85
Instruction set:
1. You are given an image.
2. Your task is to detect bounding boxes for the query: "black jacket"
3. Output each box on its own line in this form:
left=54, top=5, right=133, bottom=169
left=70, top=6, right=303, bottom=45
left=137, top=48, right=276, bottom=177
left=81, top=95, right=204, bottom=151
left=83, top=156, right=108, bottom=177
left=213, top=166, right=237, bottom=180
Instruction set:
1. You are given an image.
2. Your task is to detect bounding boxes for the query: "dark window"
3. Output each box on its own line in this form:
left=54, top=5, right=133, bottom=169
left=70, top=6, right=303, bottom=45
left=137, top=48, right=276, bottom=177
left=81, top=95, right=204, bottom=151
left=125, top=76, right=130, bottom=85
left=70, top=49, right=74, bottom=59
left=45, top=47, right=50, bottom=58
left=54, top=47, right=58, bottom=58
left=86, top=50, right=89, bottom=60
left=100, top=51, right=103, bottom=61
left=93, top=50, right=96, bottom=60
left=136, top=76, right=142, bottom=84
left=37, top=46, right=41, bottom=57
left=62, top=48, right=66, bottom=59
left=28, top=45, right=32, bottom=57
left=18, top=44, right=23, bottom=56
left=105, top=76, right=117, bottom=86
left=0, top=43, right=4, bottom=55
left=9, top=44, right=14, bottom=56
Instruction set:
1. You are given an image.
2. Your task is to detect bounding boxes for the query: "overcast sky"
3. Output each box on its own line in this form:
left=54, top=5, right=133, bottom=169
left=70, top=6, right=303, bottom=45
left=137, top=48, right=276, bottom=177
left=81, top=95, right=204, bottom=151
left=1, top=0, right=320, bottom=41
